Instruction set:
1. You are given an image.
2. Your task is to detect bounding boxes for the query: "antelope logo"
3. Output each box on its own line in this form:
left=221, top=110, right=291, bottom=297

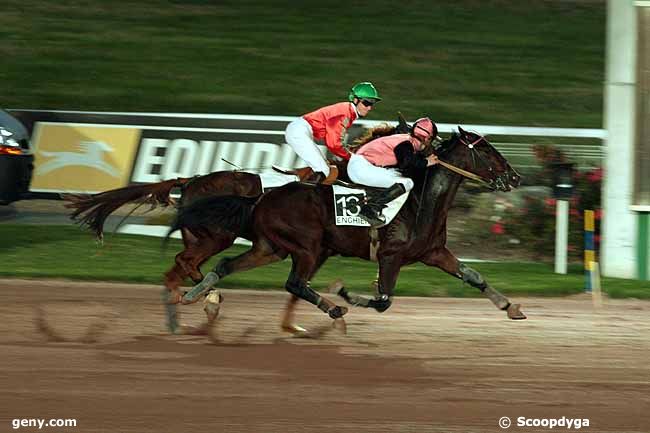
left=37, top=140, right=120, bottom=177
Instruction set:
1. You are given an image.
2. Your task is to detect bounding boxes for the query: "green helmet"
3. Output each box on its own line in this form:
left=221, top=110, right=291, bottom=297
left=348, top=82, right=382, bottom=102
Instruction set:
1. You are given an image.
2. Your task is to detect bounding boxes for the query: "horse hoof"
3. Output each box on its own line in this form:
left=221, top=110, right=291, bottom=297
left=507, top=303, right=527, bottom=320
left=182, top=272, right=219, bottom=304
left=203, top=290, right=223, bottom=324
left=282, top=323, right=309, bottom=335
left=328, top=305, right=348, bottom=319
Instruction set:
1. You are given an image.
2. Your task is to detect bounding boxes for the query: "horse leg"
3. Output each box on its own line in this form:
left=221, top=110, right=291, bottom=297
left=161, top=236, right=198, bottom=333
left=280, top=295, right=308, bottom=334
left=159, top=229, right=205, bottom=333
left=179, top=230, right=237, bottom=283
left=337, top=254, right=402, bottom=313
left=280, top=250, right=331, bottom=335
left=162, top=264, right=185, bottom=333
left=421, top=247, right=526, bottom=320
left=162, top=231, right=237, bottom=333
left=162, top=252, right=206, bottom=334
left=284, top=251, right=348, bottom=321
left=182, top=239, right=286, bottom=304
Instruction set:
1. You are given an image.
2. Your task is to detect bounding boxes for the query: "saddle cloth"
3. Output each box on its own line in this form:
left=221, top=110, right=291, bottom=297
left=255, top=171, right=408, bottom=228
left=332, top=184, right=409, bottom=227
left=252, top=171, right=299, bottom=192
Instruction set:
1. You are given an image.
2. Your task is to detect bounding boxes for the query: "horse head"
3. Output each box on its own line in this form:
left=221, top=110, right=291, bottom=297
left=435, top=126, right=521, bottom=191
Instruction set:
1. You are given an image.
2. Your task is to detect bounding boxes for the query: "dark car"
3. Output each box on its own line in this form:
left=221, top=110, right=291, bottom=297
left=0, top=109, right=33, bottom=204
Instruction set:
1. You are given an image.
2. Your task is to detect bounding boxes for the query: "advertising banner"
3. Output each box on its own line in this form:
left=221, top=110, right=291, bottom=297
left=12, top=111, right=359, bottom=194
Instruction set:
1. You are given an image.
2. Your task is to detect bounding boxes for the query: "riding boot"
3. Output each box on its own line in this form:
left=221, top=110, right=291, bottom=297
left=359, top=183, right=407, bottom=227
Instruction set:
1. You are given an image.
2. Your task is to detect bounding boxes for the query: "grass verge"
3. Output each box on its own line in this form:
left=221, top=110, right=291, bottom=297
left=0, top=224, right=647, bottom=299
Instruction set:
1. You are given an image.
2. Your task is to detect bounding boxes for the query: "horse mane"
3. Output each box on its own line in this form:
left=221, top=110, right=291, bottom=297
left=348, top=124, right=397, bottom=153
left=431, top=133, right=458, bottom=158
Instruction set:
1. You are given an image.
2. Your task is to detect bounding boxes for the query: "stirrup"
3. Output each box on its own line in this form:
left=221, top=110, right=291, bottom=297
left=359, top=204, right=386, bottom=227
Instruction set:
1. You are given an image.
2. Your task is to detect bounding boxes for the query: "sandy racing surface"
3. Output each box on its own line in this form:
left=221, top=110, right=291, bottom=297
left=0, top=279, right=648, bottom=433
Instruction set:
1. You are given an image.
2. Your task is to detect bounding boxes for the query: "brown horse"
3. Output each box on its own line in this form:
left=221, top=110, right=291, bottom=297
left=63, top=135, right=386, bottom=334
left=170, top=127, right=526, bottom=333
left=64, top=121, right=408, bottom=331
left=63, top=166, right=331, bottom=330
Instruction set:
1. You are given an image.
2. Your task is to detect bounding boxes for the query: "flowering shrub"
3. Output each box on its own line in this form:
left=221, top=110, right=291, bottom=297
left=498, top=145, right=602, bottom=261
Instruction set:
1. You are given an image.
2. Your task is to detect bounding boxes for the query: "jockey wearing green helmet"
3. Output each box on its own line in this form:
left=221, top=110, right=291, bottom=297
left=348, top=82, right=382, bottom=103
left=284, top=81, right=381, bottom=182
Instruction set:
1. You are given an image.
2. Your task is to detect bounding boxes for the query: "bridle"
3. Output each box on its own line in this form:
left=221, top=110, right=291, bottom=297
left=416, top=132, right=490, bottom=224
left=436, top=133, right=492, bottom=186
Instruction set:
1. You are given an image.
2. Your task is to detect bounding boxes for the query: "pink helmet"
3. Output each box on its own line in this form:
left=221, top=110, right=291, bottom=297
left=412, top=117, right=437, bottom=142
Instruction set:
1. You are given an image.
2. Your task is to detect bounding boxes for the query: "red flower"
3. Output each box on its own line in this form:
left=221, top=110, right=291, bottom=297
left=545, top=198, right=556, bottom=207
left=491, top=223, right=505, bottom=235
left=595, top=209, right=602, bottom=220
left=587, top=168, right=603, bottom=182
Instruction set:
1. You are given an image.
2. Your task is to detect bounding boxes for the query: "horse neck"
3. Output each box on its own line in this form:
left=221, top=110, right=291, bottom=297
left=411, top=152, right=465, bottom=239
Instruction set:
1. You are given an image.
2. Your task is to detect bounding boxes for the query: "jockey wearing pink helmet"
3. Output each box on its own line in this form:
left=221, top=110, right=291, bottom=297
left=412, top=117, right=436, bottom=143
left=348, top=116, right=439, bottom=226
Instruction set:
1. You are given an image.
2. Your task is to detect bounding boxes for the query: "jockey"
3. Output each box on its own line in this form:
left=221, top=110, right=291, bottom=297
left=285, top=82, right=381, bottom=182
left=347, top=117, right=440, bottom=226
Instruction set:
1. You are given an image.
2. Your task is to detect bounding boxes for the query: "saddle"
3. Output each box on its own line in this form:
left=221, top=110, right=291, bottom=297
left=272, top=164, right=339, bottom=185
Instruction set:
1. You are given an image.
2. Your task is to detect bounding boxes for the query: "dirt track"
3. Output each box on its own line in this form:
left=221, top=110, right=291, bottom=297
left=0, top=279, right=648, bottom=433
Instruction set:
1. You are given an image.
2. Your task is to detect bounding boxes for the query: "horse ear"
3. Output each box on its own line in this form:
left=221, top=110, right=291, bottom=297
left=396, top=111, right=410, bottom=134
left=458, top=126, right=466, bottom=135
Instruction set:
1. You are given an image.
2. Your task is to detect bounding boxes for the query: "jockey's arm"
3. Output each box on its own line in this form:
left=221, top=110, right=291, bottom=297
left=324, top=116, right=352, bottom=160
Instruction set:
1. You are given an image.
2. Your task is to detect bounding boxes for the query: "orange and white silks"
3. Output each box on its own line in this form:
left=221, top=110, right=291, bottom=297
left=285, top=102, right=357, bottom=177
left=302, top=102, right=357, bottom=160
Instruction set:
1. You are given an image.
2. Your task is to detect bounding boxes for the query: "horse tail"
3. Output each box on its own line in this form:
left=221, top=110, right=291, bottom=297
left=62, top=178, right=190, bottom=241
left=166, top=195, right=257, bottom=241
left=348, top=123, right=398, bottom=153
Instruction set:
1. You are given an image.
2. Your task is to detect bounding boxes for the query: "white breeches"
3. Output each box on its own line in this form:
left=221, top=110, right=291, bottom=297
left=347, top=153, right=414, bottom=191
left=285, top=118, right=330, bottom=176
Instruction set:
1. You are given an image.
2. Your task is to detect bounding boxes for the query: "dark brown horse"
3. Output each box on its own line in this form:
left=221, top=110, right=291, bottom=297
left=170, top=127, right=526, bottom=333
left=64, top=122, right=407, bottom=332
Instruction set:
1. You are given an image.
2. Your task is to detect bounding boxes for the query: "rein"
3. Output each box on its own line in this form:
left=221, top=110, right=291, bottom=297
left=437, top=159, right=488, bottom=185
